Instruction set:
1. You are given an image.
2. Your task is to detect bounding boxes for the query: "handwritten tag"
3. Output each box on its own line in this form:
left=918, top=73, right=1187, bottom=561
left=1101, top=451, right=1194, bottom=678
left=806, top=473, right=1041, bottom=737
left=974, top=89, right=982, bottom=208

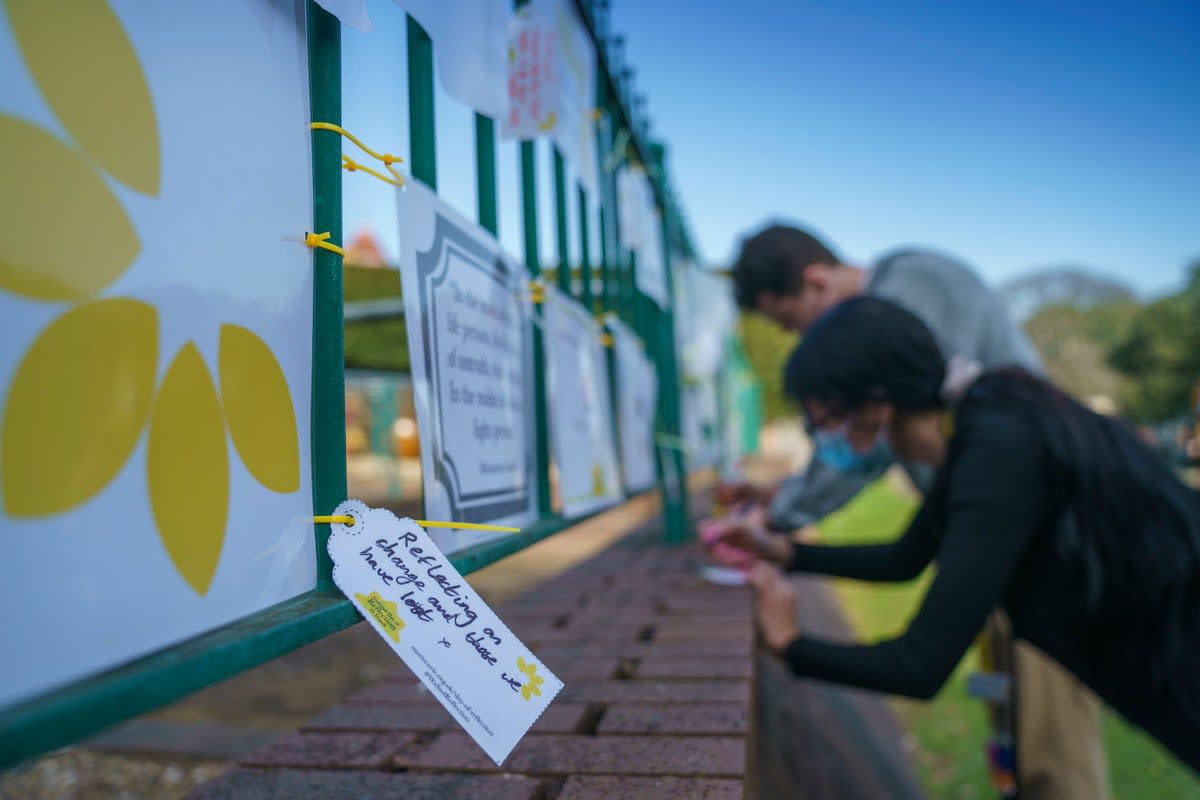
left=327, top=499, right=563, bottom=765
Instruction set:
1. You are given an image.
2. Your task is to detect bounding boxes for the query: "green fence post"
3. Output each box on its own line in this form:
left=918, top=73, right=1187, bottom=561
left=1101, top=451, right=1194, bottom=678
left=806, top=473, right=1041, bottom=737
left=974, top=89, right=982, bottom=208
left=648, top=142, right=689, bottom=544
left=578, top=184, right=593, bottom=311
left=522, top=142, right=555, bottom=517
left=475, top=114, right=498, bottom=235
left=553, top=146, right=571, bottom=295
left=407, top=17, right=437, bottom=189
left=309, top=0, right=347, bottom=586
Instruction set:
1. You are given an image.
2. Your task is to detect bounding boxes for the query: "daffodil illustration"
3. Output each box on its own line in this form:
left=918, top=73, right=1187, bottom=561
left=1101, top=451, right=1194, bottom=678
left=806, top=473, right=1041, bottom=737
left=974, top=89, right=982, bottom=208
left=516, top=656, right=545, bottom=701
left=0, top=0, right=300, bottom=595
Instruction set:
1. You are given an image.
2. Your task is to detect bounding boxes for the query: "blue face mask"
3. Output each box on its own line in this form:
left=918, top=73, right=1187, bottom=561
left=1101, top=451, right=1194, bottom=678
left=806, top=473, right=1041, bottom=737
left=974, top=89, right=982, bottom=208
left=813, top=428, right=894, bottom=475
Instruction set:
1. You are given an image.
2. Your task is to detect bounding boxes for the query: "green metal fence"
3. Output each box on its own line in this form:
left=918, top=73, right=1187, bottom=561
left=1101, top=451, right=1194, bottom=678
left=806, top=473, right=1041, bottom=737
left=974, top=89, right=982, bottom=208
left=0, top=0, right=757, bottom=770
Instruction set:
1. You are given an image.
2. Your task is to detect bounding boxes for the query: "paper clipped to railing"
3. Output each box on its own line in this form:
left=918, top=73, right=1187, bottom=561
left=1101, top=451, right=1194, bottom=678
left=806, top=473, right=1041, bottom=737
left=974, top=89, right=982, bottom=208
left=326, top=500, right=563, bottom=765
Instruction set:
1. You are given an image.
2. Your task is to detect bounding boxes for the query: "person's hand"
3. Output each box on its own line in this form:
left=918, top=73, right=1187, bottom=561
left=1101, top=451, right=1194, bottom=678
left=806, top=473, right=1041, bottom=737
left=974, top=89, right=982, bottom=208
left=748, top=562, right=800, bottom=655
left=700, top=517, right=792, bottom=567
left=714, top=481, right=774, bottom=507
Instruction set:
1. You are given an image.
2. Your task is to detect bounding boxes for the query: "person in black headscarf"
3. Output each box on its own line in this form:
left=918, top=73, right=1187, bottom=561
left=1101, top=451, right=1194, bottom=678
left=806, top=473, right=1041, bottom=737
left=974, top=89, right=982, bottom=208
left=709, top=295, right=1200, bottom=775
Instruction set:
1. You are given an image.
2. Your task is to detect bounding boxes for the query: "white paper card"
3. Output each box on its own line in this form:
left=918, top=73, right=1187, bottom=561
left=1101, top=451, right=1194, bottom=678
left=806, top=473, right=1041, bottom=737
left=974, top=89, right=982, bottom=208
left=393, top=0, right=511, bottom=119
left=607, top=315, right=658, bottom=492
left=541, top=285, right=623, bottom=516
left=328, top=499, right=563, bottom=765
left=397, top=179, right=539, bottom=557
left=502, top=0, right=599, bottom=198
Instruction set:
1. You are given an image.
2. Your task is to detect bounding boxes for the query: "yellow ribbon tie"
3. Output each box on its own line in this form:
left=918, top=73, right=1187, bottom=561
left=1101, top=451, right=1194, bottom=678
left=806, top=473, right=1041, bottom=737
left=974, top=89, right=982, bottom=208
left=342, top=154, right=404, bottom=188
left=304, top=231, right=346, bottom=258
left=313, top=515, right=520, bottom=533
left=311, top=122, right=406, bottom=186
left=529, top=280, right=546, bottom=304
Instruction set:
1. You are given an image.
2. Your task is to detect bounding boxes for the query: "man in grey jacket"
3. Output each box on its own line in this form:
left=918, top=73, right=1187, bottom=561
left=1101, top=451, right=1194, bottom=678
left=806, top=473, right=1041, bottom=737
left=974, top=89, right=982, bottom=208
left=725, top=223, right=1107, bottom=800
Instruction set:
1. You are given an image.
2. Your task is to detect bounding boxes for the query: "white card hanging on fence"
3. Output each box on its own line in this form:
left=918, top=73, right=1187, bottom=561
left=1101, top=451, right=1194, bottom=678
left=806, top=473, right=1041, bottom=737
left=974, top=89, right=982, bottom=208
left=503, top=0, right=599, bottom=197
left=393, top=0, right=510, bottom=119
left=607, top=316, right=658, bottom=493
left=541, top=285, right=623, bottom=516
left=635, top=201, right=669, bottom=308
left=396, top=179, right=539, bottom=557
left=327, top=500, right=563, bottom=765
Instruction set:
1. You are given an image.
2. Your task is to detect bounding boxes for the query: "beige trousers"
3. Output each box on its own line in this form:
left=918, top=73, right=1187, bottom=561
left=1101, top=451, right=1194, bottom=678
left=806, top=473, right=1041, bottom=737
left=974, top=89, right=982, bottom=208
left=986, top=614, right=1110, bottom=800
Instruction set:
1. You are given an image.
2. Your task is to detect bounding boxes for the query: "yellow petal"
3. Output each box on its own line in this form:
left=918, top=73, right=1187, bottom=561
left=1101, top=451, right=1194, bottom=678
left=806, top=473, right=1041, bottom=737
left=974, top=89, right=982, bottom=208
left=2, top=298, right=157, bottom=516
left=148, top=343, right=228, bottom=595
left=0, top=115, right=141, bottom=300
left=218, top=324, right=300, bottom=494
left=6, top=0, right=160, bottom=194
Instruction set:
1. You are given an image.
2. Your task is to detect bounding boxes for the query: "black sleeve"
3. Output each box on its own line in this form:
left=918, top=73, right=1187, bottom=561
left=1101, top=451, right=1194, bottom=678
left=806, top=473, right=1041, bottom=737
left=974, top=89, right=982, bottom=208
left=783, top=411, right=1047, bottom=699
left=787, top=500, right=940, bottom=582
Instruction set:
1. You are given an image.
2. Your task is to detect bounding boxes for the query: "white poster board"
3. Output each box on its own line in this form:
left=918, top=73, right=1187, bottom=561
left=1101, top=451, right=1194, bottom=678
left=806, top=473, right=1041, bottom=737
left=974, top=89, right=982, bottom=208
left=0, top=0, right=315, bottom=707
left=503, top=0, right=598, bottom=198
left=618, top=167, right=667, bottom=308
left=541, top=285, right=622, bottom=516
left=607, top=316, right=657, bottom=493
left=397, top=179, right=538, bottom=555
left=393, top=0, right=511, bottom=120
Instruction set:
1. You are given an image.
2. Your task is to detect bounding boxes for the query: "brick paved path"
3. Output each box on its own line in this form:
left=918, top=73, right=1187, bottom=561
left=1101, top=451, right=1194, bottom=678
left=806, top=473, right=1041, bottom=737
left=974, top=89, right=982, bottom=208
left=188, top=528, right=922, bottom=799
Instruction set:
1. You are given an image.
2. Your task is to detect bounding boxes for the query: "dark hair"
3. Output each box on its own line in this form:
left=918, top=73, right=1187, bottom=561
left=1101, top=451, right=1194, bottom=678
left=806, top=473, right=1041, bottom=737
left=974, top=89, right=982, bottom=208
left=783, top=296, right=946, bottom=412
left=731, top=224, right=841, bottom=310
left=960, top=370, right=1200, bottom=713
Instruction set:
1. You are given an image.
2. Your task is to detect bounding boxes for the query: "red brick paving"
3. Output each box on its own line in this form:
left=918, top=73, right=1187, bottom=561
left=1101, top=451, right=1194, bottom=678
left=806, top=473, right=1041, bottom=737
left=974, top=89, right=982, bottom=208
left=558, top=775, right=745, bottom=800
left=188, top=522, right=923, bottom=800
left=186, top=768, right=547, bottom=800
left=304, top=701, right=593, bottom=735
left=596, top=704, right=749, bottom=735
left=394, top=732, right=746, bottom=777
left=240, top=731, right=415, bottom=769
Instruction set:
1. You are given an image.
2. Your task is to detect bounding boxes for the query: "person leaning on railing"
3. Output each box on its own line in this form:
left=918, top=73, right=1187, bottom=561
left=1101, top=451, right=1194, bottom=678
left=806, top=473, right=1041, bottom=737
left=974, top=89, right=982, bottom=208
left=716, top=223, right=1105, bottom=799
left=709, top=296, right=1200, bottom=778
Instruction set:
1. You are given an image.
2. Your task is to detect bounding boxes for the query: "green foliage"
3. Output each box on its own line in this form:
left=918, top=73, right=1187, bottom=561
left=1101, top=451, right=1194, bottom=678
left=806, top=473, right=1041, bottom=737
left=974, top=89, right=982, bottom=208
left=736, top=312, right=798, bottom=422
left=1107, top=262, right=1200, bottom=422
left=343, top=265, right=410, bottom=372
left=1024, top=302, right=1137, bottom=405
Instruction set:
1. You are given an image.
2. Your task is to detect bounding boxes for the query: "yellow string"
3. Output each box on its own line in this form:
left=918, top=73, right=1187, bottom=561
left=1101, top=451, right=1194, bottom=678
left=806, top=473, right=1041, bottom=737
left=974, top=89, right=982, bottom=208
left=313, top=515, right=520, bottom=533
left=417, top=520, right=520, bottom=533
left=304, top=231, right=346, bottom=258
left=311, top=122, right=406, bottom=186
left=600, top=332, right=614, bottom=347
left=342, top=154, right=404, bottom=188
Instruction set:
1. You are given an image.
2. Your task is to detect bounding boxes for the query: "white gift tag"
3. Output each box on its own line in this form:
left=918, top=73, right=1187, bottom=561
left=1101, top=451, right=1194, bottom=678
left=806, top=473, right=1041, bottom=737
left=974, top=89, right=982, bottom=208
left=326, top=500, right=563, bottom=765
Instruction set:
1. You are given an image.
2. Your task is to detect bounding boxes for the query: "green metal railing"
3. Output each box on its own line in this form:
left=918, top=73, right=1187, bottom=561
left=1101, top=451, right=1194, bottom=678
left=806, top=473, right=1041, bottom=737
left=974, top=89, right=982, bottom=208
left=0, top=0, right=754, bottom=770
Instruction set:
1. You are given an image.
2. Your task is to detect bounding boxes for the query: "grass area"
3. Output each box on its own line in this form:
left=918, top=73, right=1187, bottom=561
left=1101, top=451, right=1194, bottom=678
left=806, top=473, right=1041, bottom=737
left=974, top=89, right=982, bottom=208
left=344, top=265, right=410, bottom=372
left=814, top=477, right=1199, bottom=799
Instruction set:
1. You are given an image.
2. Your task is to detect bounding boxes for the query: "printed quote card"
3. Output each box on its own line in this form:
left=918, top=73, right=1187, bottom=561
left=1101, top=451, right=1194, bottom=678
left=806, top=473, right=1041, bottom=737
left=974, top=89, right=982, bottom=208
left=327, top=500, right=563, bottom=764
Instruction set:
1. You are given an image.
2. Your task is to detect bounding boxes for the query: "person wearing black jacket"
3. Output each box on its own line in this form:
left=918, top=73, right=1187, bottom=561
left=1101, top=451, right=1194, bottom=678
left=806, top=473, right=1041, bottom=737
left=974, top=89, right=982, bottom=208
left=712, top=296, right=1200, bottom=775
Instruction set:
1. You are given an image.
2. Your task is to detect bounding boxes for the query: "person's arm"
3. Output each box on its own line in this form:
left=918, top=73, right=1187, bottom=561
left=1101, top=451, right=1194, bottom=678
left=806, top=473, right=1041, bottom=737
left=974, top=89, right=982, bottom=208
left=766, top=453, right=890, bottom=532
left=779, top=412, right=1047, bottom=699
left=785, top=500, right=938, bottom=582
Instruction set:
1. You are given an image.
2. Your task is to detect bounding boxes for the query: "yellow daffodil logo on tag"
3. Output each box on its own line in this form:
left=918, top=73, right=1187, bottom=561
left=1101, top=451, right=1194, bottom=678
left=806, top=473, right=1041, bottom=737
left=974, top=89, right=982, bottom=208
left=0, top=0, right=300, bottom=595
left=355, top=592, right=405, bottom=643
left=516, top=656, right=544, bottom=701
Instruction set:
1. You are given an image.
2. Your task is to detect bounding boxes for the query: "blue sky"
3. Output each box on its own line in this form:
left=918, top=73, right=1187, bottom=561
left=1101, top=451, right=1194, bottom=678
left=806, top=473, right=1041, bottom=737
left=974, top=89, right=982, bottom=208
left=341, top=0, right=1198, bottom=297
left=608, top=0, right=1199, bottom=296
